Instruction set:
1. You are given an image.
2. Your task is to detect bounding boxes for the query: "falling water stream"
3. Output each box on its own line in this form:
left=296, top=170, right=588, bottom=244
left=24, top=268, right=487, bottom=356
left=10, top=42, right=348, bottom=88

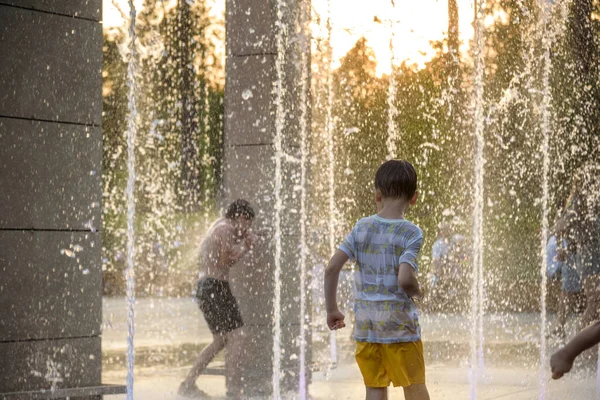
left=386, top=0, right=398, bottom=160
left=272, top=0, right=288, bottom=396
left=298, top=3, right=310, bottom=398
left=125, top=1, right=139, bottom=399
left=325, top=0, right=338, bottom=369
left=202, top=75, right=211, bottom=229
left=538, top=0, right=553, bottom=397
left=470, top=1, right=486, bottom=399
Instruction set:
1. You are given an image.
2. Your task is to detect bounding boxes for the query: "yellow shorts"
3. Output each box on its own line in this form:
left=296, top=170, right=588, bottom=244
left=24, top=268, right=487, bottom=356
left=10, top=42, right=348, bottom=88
left=355, top=340, right=426, bottom=388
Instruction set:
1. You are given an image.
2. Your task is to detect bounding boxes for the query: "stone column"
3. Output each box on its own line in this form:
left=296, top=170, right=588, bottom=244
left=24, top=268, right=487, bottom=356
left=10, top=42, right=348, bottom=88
left=0, top=1, right=105, bottom=396
left=223, top=0, right=311, bottom=396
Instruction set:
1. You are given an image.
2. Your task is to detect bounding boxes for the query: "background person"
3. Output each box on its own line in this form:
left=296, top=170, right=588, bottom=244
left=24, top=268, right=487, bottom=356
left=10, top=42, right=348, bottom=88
left=546, top=230, right=582, bottom=339
left=553, top=174, right=600, bottom=332
left=178, top=200, right=257, bottom=398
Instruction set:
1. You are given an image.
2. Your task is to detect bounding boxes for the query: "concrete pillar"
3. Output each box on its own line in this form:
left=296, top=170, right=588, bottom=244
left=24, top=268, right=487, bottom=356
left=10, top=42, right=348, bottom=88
left=223, top=0, right=311, bottom=396
left=0, top=1, right=108, bottom=396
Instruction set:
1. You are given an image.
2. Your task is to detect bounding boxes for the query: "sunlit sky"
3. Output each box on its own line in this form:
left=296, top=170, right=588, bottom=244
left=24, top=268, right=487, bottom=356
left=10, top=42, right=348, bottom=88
left=103, top=0, right=475, bottom=76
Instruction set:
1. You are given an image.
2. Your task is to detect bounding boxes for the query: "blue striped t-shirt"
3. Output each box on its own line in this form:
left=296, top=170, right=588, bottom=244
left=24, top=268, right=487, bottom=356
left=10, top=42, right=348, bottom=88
left=339, top=214, right=423, bottom=343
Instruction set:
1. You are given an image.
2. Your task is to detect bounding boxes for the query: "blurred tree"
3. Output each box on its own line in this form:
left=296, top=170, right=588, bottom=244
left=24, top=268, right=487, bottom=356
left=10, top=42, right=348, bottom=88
left=474, top=0, right=546, bottom=311
left=332, top=38, right=388, bottom=233
left=551, top=0, right=600, bottom=206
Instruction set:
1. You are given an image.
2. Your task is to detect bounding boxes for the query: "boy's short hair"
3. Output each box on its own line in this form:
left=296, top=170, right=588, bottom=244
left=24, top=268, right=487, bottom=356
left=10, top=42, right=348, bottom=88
left=225, top=199, right=255, bottom=220
left=375, top=160, right=418, bottom=200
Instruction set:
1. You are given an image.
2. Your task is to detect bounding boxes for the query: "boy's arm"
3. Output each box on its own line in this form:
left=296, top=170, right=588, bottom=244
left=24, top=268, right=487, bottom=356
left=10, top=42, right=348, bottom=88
left=551, top=321, right=600, bottom=379
left=213, top=227, right=252, bottom=267
left=398, top=263, right=422, bottom=298
left=229, top=232, right=258, bottom=263
left=550, top=209, right=576, bottom=236
left=324, top=250, right=349, bottom=330
left=398, top=232, right=424, bottom=298
left=229, top=243, right=249, bottom=263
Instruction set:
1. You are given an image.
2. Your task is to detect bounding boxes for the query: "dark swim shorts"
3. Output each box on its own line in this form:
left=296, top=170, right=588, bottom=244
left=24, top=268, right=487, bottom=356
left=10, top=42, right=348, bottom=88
left=195, top=278, right=244, bottom=335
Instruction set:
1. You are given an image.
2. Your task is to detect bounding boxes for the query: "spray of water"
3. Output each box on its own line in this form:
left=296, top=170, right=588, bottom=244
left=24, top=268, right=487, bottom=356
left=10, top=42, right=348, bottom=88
left=536, top=0, right=576, bottom=396
left=298, top=4, right=310, bottom=398
left=125, top=1, right=139, bottom=399
left=386, top=0, right=398, bottom=160
left=470, top=1, right=486, bottom=399
left=537, top=1, right=554, bottom=397
left=272, top=0, right=288, bottom=397
left=325, top=0, right=338, bottom=368
left=202, top=74, right=212, bottom=229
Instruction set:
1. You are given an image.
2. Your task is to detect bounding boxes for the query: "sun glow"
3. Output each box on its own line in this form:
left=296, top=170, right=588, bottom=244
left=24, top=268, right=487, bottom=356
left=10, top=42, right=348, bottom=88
left=103, top=0, right=475, bottom=76
left=312, top=0, right=475, bottom=76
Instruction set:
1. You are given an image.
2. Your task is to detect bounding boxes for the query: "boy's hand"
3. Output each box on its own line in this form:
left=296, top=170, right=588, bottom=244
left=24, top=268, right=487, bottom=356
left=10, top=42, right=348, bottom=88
left=327, top=310, right=346, bottom=331
left=411, top=284, right=424, bottom=302
left=550, top=348, right=575, bottom=380
left=244, top=233, right=258, bottom=248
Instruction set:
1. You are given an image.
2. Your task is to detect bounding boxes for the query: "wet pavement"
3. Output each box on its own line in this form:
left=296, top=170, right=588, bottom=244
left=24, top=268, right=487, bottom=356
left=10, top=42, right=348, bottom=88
left=102, top=297, right=598, bottom=399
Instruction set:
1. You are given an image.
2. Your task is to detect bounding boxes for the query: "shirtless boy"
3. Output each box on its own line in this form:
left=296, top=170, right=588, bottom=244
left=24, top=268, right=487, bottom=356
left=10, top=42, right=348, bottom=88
left=178, top=199, right=257, bottom=398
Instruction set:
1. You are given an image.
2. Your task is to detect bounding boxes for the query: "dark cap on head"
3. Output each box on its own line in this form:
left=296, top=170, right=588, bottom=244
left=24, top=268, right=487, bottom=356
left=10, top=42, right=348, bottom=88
left=375, top=160, right=418, bottom=200
left=225, top=199, right=255, bottom=220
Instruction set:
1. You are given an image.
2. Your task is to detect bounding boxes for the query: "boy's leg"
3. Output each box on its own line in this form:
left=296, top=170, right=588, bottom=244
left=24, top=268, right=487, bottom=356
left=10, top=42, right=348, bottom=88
left=365, top=386, right=388, bottom=400
left=182, top=333, right=227, bottom=386
left=403, top=383, right=431, bottom=400
left=356, top=342, right=390, bottom=396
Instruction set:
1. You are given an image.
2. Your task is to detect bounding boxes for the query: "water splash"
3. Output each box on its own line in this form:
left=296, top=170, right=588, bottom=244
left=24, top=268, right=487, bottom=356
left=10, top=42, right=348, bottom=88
left=470, top=1, right=486, bottom=399
left=536, top=0, right=573, bottom=397
left=125, top=1, right=139, bottom=399
left=325, top=0, right=338, bottom=369
left=298, top=3, right=310, bottom=398
left=202, top=75, right=212, bottom=229
left=242, top=89, right=253, bottom=100
left=272, top=0, right=288, bottom=396
left=538, top=1, right=553, bottom=397
left=44, top=359, right=64, bottom=392
left=386, top=0, right=398, bottom=160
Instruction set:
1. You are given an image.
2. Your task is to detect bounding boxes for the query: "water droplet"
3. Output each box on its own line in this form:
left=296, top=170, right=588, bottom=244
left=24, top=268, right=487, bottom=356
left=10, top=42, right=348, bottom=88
left=60, top=249, right=75, bottom=258
left=343, top=127, right=359, bottom=136
left=242, top=89, right=253, bottom=100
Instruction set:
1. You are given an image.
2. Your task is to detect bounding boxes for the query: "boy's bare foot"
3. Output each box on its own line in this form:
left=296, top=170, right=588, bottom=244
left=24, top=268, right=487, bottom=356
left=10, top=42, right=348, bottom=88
left=178, top=381, right=209, bottom=399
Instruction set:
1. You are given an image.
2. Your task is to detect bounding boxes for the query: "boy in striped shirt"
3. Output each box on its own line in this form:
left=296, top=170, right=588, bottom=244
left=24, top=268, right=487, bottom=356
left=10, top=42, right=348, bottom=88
left=325, top=160, right=430, bottom=400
